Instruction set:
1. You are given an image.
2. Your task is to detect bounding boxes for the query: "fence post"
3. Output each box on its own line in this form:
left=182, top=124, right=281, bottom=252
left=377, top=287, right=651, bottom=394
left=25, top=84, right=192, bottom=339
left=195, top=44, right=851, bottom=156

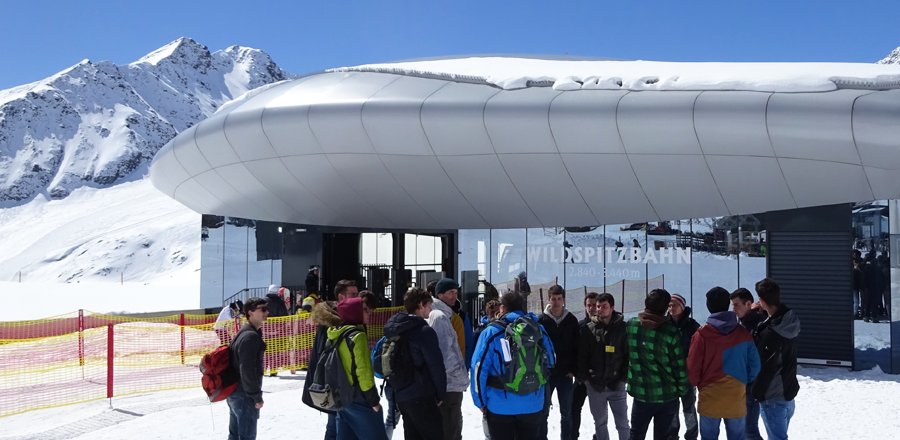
left=107, top=324, right=114, bottom=402
left=180, top=313, right=186, bottom=365
left=621, top=281, right=625, bottom=314
left=78, top=309, right=85, bottom=369
left=539, top=288, right=545, bottom=311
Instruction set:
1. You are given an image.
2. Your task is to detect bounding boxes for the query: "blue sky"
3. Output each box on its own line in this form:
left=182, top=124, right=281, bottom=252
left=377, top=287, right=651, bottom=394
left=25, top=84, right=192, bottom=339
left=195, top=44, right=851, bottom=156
left=1, top=0, right=899, bottom=90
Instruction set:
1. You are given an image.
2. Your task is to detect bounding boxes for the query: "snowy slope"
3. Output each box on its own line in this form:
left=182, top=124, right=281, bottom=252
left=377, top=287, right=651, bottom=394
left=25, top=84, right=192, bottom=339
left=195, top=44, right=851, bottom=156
left=0, top=37, right=286, bottom=204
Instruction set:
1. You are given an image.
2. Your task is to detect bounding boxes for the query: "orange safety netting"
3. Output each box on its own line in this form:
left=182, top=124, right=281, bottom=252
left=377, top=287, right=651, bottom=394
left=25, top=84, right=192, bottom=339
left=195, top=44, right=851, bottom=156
left=0, top=307, right=401, bottom=418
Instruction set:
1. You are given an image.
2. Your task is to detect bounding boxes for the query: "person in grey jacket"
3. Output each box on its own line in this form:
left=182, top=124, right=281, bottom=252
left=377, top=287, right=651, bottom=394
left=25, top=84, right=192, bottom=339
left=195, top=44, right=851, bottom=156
left=228, top=297, right=268, bottom=440
left=427, top=279, right=469, bottom=440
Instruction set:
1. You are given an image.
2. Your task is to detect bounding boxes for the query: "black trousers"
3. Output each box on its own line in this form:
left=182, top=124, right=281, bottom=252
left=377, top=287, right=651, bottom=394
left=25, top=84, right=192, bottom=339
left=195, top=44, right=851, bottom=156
left=486, top=410, right=543, bottom=440
left=571, top=382, right=588, bottom=440
left=397, top=396, right=444, bottom=440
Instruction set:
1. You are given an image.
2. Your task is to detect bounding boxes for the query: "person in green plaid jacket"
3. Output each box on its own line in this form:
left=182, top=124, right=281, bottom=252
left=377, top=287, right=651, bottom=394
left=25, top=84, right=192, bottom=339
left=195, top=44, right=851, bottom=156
left=625, top=289, right=688, bottom=440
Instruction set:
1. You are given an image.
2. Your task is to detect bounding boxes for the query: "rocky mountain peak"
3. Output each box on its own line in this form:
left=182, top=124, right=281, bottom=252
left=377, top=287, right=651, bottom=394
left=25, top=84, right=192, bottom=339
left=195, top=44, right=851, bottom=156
left=877, top=47, right=900, bottom=65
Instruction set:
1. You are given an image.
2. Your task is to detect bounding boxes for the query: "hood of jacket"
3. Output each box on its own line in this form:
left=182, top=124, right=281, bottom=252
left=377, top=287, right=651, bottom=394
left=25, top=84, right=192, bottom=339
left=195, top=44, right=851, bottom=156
left=384, top=312, right=427, bottom=337
left=432, top=296, right=455, bottom=318
left=706, top=311, right=739, bottom=335
left=265, top=292, right=281, bottom=302
left=326, top=324, right=363, bottom=342
left=543, top=304, right=573, bottom=325
left=769, top=306, right=801, bottom=339
left=311, top=302, right=342, bottom=327
left=638, top=310, right=667, bottom=329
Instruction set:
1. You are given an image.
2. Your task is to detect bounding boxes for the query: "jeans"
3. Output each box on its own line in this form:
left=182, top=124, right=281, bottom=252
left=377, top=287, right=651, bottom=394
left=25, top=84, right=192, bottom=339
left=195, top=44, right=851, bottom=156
left=667, top=386, right=698, bottom=440
left=336, top=401, right=389, bottom=440
left=744, top=393, right=762, bottom=440
left=629, top=399, right=678, bottom=440
left=699, top=416, right=745, bottom=440
left=325, top=413, right=337, bottom=440
left=486, top=410, right=544, bottom=440
left=384, top=386, right=402, bottom=439
left=571, top=381, right=588, bottom=440
left=759, top=399, right=795, bottom=440
left=542, top=376, right=576, bottom=440
left=586, top=382, right=630, bottom=440
left=227, top=388, right=259, bottom=440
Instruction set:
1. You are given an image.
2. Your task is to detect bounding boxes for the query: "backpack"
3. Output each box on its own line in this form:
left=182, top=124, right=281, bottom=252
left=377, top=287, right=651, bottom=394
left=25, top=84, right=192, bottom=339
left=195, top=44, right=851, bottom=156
left=308, top=328, right=361, bottom=411
left=372, top=334, right=415, bottom=390
left=486, top=315, right=550, bottom=395
left=199, top=345, right=238, bottom=402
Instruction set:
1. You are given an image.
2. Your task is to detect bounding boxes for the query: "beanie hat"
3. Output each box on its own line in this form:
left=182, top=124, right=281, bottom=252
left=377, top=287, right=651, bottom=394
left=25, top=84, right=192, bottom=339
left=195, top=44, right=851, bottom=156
left=670, top=294, right=687, bottom=309
left=267, top=284, right=279, bottom=295
left=435, top=278, right=460, bottom=296
left=337, top=297, right=365, bottom=325
left=706, top=287, right=731, bottom=313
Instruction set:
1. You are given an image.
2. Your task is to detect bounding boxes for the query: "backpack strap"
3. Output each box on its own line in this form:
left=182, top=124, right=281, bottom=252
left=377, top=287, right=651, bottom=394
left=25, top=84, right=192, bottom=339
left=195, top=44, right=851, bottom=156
left=330, top=328, right=361, bottom=388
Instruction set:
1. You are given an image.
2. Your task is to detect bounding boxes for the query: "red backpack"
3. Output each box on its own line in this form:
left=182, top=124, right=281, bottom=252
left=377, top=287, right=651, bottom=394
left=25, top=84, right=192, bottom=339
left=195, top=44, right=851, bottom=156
left=200, top=345, right=238, bottom=402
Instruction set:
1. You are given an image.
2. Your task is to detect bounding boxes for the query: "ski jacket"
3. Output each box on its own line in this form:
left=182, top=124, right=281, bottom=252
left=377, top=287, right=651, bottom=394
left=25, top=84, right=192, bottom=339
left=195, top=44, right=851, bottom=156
left=669, top=307, right=701, bottom=358
left=576, top=311, right=628, bottom=391
left=751, top=305, right=800, bottom=402
left=540, top=305, right=580, bottom=378
left=264, top=293, right=289, bottom=317
left=327, top=324, right=380, bottom=407
left=688, top=311, right=761, bottom=418
left=427, top=299, right=469, bottom=392
left=626, top=311, right=687, bottom=403
left=383, top=312, right=447, bottom=403
left=230, top=323, right=267, bottom=404
left=470, top=311, right=556, bottom=415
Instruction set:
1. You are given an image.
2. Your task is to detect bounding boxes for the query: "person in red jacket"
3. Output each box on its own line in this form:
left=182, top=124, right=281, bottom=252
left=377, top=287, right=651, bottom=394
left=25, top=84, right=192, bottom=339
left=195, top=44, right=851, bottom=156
left=688, top=287, right=761, bottom=440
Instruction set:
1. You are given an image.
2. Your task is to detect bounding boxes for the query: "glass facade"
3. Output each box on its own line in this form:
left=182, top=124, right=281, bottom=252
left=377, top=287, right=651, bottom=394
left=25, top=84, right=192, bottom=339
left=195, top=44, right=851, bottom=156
left=852, top=201, right=894, bottom=372
left=458, top=215, right=768, bottom=324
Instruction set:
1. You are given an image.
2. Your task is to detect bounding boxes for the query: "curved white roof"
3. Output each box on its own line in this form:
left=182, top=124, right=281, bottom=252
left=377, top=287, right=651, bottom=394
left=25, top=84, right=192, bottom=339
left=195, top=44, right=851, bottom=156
left=150, top=59, right=900, bottom=229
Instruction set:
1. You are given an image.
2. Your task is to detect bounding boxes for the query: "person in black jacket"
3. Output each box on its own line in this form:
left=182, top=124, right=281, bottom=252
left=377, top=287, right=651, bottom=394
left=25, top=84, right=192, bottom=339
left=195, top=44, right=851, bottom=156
left=538, top=285, right=580, bottom=440
left=265, top=284, right=290, bottom=317
left=570, top=297, right=592, bottom=440
left=730, top=288, right=767, bottom=440
left=302, top=280, right=359, bottom=440
left=665, top=293, right=700, bottom=440
left=576, top=292, right=629, bottom=440
left=228, top=297, right=269, bottom=440
left=752, top=278, right=800, bottom=440
left=383, top=288, right=448, bottom=440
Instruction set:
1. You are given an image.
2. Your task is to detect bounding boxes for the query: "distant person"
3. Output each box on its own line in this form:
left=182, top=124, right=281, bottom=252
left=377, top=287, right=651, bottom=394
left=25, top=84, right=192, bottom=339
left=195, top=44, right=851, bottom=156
left=852, top=252, right=864, bottom=320
left=576, top=292, right=629, bottom=440
left=539, top=285, right=580, bottom=440
left=303, top=280, right=359, bottom=440
left=382, top=288, right=447, bottom=440
left=730, top=288, right=767, bottom=440
left=515, top=271, right=531, bottom=296
left=752, top=279, right=800, bottom=440
left=227, top=297, right=269, bottom=440
left=263, top=285, right=289, bottom=377
left=666, top=293, right=700, bottom=440
left=626, top=288, right=687, bottom=440
left=329, top=297, right=387, bottom=440
left=688, top=287, right=760, bottom=440
left=471, top=291, right=555, bottom=440
left=427, top=278, right=469, bottom=440
left=214, top=301, right=243, bottom=344
left=570, top=294, right=595, bottom=440
left=265, top=284, right=289, bottom=317
left=862, top=253, right=882, bottom=322
left=453, top=298, right=476, bottom=368
left=307, top=265, right=321, bottom=296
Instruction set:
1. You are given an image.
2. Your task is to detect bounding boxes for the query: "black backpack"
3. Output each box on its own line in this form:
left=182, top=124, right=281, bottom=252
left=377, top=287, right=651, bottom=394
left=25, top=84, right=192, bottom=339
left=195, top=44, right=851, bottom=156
left=307, top=328, right=361, bottom=411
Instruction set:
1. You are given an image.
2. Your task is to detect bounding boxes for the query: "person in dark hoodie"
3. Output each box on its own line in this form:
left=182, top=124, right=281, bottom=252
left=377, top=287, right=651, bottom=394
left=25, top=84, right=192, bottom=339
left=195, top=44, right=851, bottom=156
left=751, top=278, right=800, bottom=440
left=730, top=287, right=767, bottom=440
left=228, top=297, right=268, bottom=440
left=688, top=287, right=760, bottom=440
left=383, top=287, right=447, bottom=440
left=571, top=294, right=594, bottom=440
left=303, top=280, right=359, bottom=440
left=577, top=292, right=629, bottom=440
left=539, top=285, right=580, bottom=440
left=665, top=293, right=700, bottom=440
left=265, top=284, right=290, bottom=317
left=625, top=288, right=687, bottom=440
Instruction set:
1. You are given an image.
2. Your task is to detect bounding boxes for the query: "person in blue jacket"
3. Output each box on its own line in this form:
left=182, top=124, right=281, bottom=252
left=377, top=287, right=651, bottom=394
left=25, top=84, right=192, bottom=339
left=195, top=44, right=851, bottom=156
left=471, top=291, right=556, bottom=440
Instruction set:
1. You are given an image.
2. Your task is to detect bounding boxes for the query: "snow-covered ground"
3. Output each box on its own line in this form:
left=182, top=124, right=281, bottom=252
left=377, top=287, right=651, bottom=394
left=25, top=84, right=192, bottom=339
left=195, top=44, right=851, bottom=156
left=1, top=366, right=897, bottom=440
left=0, top=179, right=200, bottom=321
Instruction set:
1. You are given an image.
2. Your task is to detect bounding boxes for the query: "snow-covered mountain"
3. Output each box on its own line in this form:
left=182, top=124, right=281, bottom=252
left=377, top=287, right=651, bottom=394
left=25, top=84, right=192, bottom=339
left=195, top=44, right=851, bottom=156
left=877, top=47, right=900, bottom=64
left=0, top=37, right=286, bottom=204
left=0, top=38, right=286, bottom=289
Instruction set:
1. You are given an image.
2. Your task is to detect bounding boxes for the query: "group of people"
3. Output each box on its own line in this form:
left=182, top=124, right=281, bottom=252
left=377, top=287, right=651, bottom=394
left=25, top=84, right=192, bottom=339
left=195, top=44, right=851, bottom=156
left=852, top=249, right=890, bottom=322
left=223, top=276, right=800, bottom=440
